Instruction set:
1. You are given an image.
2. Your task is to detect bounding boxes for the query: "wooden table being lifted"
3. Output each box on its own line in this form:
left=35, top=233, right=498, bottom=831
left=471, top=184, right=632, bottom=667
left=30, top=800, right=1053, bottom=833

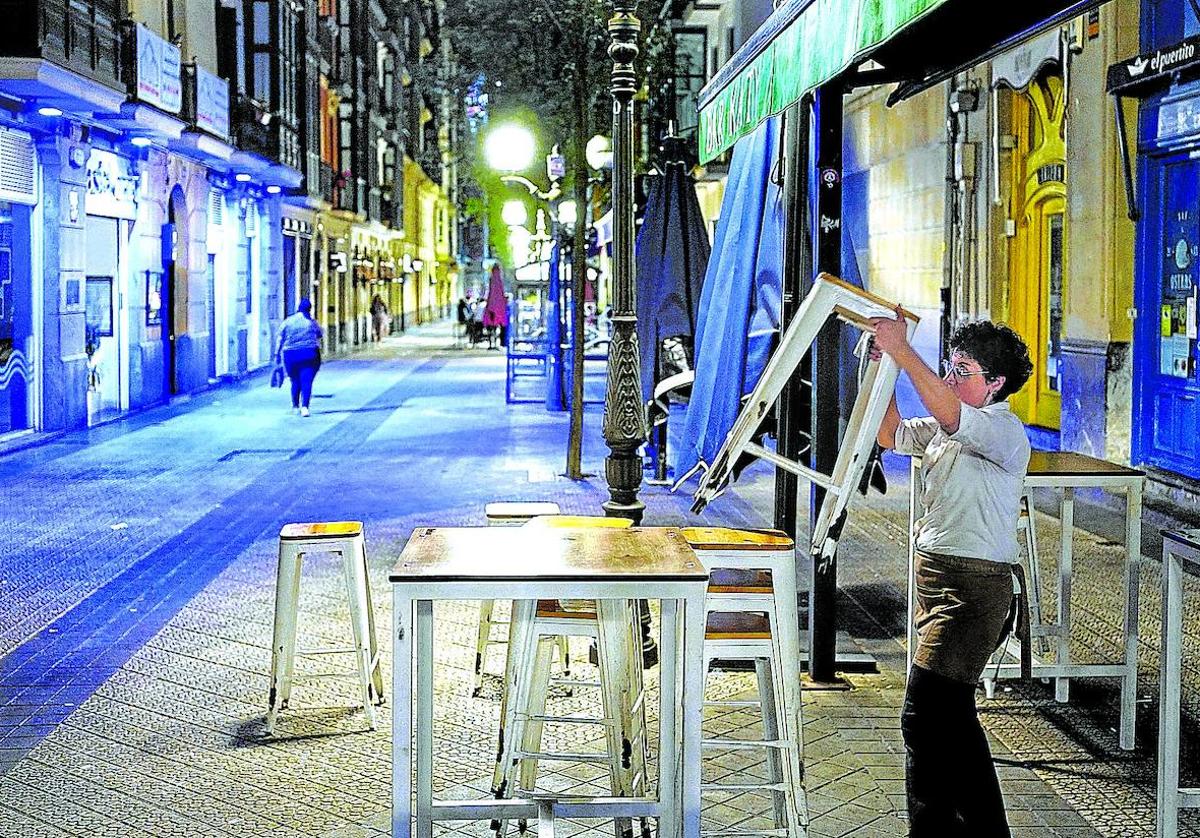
left=389, top=526, right=710, bottom=838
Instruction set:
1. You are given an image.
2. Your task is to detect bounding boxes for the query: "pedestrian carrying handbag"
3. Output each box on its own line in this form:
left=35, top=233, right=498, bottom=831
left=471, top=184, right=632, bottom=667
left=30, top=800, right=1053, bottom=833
left=270, top=364, right=285, bottom=388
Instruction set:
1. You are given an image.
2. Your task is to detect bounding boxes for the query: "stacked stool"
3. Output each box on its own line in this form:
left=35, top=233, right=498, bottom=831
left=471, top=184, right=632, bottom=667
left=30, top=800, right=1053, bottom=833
left=982, top=491, right=1047, bottom=698
left=682, top=527, right=807, bottom=838
left=266, top=521, right=383, bottom=733
left=491, top=516, right=648, bottom=838
left=476, top=502, right=565, bottom=697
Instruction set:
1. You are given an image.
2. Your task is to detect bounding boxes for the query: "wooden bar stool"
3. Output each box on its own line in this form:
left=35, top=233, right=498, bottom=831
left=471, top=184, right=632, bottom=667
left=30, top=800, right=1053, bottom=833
left=267, top=521, right=383, bottom=733
left=492, top=517, right=646, bottom=838
left=682, top=527, right=806, bottom=838
left=476, top=502, right=563, bottom=697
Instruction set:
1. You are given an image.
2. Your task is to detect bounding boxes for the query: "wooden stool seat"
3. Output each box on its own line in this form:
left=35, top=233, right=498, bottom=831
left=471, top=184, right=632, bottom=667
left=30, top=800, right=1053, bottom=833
left=485, top=502, right=563, bottom=522
left=682, top=526, right=792, bottom=550
left=706, top=610, right=771, bottom=639
left=708, top=567, right=773, bottom=594
left=521, top=515, right=633, bottom=529
left=535, top=600, right=598, bottom=620
left=280, top=521, right=363, bottom=539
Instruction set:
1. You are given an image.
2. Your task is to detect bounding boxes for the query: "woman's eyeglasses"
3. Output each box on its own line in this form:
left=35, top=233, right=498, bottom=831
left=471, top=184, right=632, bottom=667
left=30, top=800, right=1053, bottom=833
left=941, top=360, right=988, bottom=380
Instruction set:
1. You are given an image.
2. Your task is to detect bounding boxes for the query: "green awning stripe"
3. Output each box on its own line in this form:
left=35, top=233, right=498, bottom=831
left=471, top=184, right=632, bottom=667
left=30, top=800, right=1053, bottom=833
left=697, top=0, right=950, bottom=162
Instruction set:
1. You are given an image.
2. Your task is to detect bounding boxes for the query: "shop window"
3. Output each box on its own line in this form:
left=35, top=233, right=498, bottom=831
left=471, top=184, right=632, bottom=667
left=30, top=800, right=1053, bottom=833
left=85, top=276, right=114, bottom=338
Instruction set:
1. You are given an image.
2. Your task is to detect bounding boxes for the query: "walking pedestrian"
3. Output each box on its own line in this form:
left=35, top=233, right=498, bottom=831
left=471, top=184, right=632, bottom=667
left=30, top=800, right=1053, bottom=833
left=869, top=310, right=1033, bottom=838
left=275, top=297, right=324, bottom=417
left=482, top=264, right=509, bottom=350
left=371, top=294, right=389, bottom=342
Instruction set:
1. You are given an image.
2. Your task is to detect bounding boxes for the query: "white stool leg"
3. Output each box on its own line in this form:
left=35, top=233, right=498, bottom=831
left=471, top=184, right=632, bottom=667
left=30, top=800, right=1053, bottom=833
left=768, top=640, right=805, bottom=834
left=519, top=636, right=557, bottom=791
left=267, top=541, right=302, bottom=733
left=492, top=599, right=539, bottom=835
left=596, top=599, right=637, bottom=838
left=768, top=556, right=804, bottom=788
left=474, top=600, right=496, bottom=697
left=755, top=657, right=789, bottom=832
left=342, top=539, right=377, bottom=729
left=358, top=535, right=385, bottom=704
left=1021, top=493, right=1048, bottom=655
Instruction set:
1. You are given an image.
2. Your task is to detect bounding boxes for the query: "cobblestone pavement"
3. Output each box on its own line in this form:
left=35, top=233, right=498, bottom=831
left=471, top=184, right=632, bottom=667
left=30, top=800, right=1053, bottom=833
left=0, top=321, right=1197, bottom=837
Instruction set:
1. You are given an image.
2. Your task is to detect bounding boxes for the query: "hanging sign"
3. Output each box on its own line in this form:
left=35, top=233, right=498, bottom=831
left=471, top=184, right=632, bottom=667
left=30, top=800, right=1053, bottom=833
left=85, top=149, right=140, bottom=220
left=135, top=24, right=183, bottom=114
left=194, top=66, right=230, bottom=140
left=1107, top=34, right=1200, bottom=95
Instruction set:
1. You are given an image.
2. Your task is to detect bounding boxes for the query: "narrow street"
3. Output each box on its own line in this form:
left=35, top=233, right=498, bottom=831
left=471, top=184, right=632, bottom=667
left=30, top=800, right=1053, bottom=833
left=0, top=323, right=1194, bottom=837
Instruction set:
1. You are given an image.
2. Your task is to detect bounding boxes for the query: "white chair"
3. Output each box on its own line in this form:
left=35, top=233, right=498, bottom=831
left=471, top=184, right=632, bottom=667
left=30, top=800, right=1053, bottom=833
left=267, top=521, right=383, bottom=733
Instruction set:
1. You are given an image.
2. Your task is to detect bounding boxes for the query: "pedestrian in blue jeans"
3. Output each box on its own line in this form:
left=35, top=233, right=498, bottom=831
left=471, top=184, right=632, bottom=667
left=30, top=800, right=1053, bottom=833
left=275, top=298, right=323, bottom=417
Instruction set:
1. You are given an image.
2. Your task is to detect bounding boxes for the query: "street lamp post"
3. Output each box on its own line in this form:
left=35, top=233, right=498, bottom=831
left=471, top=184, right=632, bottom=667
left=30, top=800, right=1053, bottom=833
left=602, top=0, right=645, bottom=523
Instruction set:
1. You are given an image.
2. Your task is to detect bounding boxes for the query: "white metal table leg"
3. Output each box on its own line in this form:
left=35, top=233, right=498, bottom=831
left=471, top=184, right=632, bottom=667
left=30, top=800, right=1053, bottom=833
left=657, top=597, right=679, bottom=838
left=416, top=599, right=434, bottom=838
left=681, top=590, right=707, bottom=838
left=1120, top=483, right=1143, bottom=751
left=1055, top=488, right=1074, bottom=704
left=393, top=590, right=415, bottom=838
left=1158, top=544, right=1184, bottom=838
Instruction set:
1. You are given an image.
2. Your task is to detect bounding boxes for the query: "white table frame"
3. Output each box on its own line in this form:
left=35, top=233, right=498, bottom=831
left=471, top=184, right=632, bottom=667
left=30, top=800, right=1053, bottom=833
left=1158, top=530, right=1200, bottom=838
left=391, top=576, right=709, bottom=838
left=906, top=455, right=1144, bottom=750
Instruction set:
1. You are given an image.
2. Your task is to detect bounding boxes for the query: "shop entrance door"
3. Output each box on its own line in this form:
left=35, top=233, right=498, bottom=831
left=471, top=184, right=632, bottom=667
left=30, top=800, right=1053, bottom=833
left=0, top=202, right=32, bottom=435
left=1134, top=153, right=1200, bottom=478
left=84, top=216, right=129, bottom=423
left=1007, top=71, right=1066, bottom=430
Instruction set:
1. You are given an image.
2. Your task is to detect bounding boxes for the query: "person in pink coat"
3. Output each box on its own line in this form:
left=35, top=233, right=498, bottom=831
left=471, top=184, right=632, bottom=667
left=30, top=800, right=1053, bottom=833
left=482, top=264, right=510, bottom=349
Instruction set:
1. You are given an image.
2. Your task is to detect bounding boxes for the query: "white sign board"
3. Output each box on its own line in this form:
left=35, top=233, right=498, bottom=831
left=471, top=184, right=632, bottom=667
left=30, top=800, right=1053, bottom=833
left=136, top=24, right=182, bottom=114
left=85, top=149, right=140, bottom=220
left=194, top=66, right=230, bottom=140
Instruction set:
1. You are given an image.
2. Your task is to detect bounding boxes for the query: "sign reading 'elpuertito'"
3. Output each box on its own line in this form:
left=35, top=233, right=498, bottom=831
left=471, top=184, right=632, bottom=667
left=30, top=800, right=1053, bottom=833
left=696, top=0, right=949, bottom=163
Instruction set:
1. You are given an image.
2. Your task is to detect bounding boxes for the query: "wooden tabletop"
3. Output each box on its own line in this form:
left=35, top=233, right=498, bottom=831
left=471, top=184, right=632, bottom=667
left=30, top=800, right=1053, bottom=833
left=389, top=526, right=709, bottom=583
left=1028, top=450, right=1145, bottom=479
left=1163, top=529, right=1200, bottom=562
left=681, top=526, right=793, bottom=551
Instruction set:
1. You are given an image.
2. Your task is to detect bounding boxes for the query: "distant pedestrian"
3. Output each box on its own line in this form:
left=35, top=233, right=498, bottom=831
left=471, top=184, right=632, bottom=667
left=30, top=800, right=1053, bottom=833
left=870, top=311, right=1033, bottom=838
left=371, top=294, right=389, bottom=342
left=275, top=298, right=324, bottom=417
left=482, top=264, right=509, bottom=350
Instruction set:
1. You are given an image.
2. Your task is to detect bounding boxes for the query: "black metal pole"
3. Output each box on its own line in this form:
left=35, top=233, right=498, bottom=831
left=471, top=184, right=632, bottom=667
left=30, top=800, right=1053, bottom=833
left=809, top=83, right=843, bottom=685
left=602, top=0, right=646, bottom=523
left=774, top=103, right=813, bottom=539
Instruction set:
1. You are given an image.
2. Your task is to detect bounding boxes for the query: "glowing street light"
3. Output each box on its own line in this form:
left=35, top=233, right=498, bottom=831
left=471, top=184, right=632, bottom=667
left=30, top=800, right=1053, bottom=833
left=557, top=200, right=578, bottom=227
left=485, top=123, right=535, bottom=172
left=501, top=200, right=528, bottom=227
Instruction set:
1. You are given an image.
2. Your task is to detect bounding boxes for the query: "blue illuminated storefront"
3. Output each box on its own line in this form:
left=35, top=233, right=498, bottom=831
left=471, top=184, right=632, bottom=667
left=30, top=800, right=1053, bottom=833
left=1122, top=3, right=1200, bottom=480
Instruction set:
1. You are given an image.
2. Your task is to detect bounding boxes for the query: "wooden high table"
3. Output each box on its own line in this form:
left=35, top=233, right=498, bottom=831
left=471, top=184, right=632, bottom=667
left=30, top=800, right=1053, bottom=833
left=389, top=526, right=710, bottom=838
left=907, top=450, right=1145, bottom=750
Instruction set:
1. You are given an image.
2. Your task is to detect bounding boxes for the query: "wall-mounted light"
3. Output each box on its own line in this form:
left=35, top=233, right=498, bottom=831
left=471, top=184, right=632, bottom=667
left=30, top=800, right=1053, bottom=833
left=130, top=137, right=152, bottom=148
left=37, top=106, right=63, bottom=118
left=235, top=173, right=252, bottom=183
left=266, top=185, right=282, bottom=194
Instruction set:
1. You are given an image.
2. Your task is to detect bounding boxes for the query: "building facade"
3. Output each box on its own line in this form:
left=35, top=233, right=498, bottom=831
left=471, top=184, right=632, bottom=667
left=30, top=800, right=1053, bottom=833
left=0, top=0, right=459, bottom=441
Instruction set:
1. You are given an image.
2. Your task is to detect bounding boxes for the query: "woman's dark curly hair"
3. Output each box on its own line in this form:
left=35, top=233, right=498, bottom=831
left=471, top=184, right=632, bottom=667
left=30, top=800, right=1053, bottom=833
left=948, top=321, right=1033, bottom=402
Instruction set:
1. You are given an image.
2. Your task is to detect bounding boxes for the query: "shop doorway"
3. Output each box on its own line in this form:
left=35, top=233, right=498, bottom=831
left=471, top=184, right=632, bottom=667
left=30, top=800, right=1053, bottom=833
left=1007, top=70, right=1066, bottom=430
left=166, top=187, right=188, bottom=395
left=84, top=216, right=130, bottom=424
left=0, top=202, right=32, bottom=436
left=1134, top=152, right=1200, bottom=479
